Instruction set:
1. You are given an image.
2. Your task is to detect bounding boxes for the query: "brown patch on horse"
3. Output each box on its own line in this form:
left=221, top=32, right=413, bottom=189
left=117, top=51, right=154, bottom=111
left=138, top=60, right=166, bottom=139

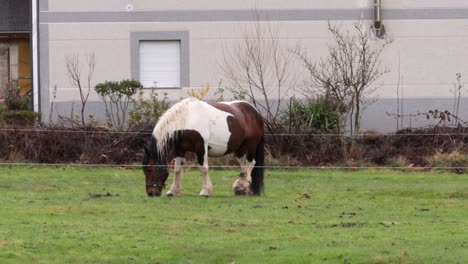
left=225, top=115, right=245, bottom=154
left=211, top=102, right=264, bottom=156
left=171, top=130, right=206, bottom=166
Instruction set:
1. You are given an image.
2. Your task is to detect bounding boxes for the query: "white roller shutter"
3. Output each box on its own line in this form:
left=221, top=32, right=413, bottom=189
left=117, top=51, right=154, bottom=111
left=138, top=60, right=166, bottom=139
left=139, top=40, right=180, bottom=88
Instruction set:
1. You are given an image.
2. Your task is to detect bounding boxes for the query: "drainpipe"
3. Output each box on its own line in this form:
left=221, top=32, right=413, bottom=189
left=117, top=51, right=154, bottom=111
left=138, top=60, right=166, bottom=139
left=371, top=0, right=385, bottom=39
left=31, top=0, right=40, bottom=112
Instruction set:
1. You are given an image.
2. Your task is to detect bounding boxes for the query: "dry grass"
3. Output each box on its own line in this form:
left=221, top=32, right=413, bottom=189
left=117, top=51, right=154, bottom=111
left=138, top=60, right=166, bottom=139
left=425, top=150, right=468, bottom=167
left=384, top=155, right=410, bottom=168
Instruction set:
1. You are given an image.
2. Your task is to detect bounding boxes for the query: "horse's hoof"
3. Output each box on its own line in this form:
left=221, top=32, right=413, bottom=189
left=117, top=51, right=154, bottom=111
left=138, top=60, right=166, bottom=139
left=199, top=190, right=211, bottom=197
left=166, top=190, right=179, bottom=197
left=233, top=184, right=253, bottom=196
left=234, top=190, right=247, bottom=196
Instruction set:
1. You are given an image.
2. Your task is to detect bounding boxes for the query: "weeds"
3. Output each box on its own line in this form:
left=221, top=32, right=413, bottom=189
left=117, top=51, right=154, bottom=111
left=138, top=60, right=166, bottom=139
left=425, top=150, right=468, bottom=173
left=384, top=155, right=409, bottom=168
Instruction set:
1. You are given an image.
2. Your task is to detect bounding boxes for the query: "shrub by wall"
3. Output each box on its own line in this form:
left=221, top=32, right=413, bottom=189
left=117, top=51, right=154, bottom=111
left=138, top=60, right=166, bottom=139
left=0, top=125, right=149, bottom=164
left=0, top=110, right=42, bottom=126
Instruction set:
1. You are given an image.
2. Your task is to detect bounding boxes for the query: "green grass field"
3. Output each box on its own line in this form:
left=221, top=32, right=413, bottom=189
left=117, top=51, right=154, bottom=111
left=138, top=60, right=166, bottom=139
left=0, top=166, right=466, bottom=263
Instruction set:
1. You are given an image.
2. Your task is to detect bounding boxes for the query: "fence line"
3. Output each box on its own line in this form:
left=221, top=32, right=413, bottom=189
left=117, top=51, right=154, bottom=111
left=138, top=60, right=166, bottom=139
left=0, top=162, right=465, bottom=170
left=0, top=127, right=467, bottom=137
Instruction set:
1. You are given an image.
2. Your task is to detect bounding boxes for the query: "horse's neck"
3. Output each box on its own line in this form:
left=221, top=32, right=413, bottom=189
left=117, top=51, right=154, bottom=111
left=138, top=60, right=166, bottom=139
left=154, top=99, right=196, bottom=151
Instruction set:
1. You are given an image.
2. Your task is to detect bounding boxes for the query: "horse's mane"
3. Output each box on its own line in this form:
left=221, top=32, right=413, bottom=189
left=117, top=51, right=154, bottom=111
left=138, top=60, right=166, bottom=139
left=153, top=97, right=197, bottom=153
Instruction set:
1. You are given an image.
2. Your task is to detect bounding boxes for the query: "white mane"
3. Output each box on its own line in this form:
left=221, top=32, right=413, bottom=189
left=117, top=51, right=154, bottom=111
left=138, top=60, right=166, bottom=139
left=153, top=97, right=197, bottom=152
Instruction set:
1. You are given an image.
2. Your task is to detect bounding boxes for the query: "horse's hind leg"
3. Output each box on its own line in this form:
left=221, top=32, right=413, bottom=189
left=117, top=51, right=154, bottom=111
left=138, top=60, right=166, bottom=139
left=233, top=155, right=255, bottom=195
left=167, top=157, right=184, bottom=197
left=198, top=145, right=212, bottom=197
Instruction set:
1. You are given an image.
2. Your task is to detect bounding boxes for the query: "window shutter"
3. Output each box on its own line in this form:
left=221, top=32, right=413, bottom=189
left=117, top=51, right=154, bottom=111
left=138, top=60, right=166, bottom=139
left=139, top=40, right=180, bottom=88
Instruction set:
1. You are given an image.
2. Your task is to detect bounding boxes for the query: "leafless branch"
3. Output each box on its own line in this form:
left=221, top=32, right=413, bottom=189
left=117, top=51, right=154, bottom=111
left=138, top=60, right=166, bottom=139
left=65, top=53, right=96, bottom=126
left=220, top=13, right=296, bottom=133
left=294, top=22, right=390, bottom=137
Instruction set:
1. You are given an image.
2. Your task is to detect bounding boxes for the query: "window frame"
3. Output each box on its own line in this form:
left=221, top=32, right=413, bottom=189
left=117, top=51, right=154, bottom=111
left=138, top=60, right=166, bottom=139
left=130, top=31, right=189, bottom=88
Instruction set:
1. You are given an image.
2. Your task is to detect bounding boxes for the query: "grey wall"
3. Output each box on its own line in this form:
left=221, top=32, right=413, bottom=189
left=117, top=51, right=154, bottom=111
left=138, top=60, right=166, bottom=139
left=38, top=0, right=468, bottom=131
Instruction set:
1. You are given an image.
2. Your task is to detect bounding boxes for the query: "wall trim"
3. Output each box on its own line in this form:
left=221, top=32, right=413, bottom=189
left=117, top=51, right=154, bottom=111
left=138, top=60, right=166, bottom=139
left=130, top=31, right=190, bottom=88
left=39, top=0, right=48, bottom=12
left=39, top=8, right=468, bottom=23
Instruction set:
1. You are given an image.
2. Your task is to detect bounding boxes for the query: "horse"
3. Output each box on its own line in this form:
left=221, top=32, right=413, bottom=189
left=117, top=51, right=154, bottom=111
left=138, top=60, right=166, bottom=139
left=142, top=97, right=265, bottom=197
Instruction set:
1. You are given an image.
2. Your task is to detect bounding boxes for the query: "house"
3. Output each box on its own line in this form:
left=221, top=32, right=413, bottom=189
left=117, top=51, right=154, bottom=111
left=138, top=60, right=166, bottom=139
left=0, top=0, right=31, bottom=100
left=23, top=1, right=468, bottom=130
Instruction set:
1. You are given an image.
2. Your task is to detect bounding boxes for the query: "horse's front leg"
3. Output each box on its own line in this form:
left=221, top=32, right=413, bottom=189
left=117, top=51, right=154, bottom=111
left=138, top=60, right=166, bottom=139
left=233, top=155, right=255, bottom=195
left=198, top=145, right=212, bottom=197
left=166, top=157, right=184, bottom=196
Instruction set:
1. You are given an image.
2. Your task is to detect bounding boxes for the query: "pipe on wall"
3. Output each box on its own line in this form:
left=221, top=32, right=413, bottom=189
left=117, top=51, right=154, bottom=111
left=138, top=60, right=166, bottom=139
left=371, top=0, right=385, bottom=39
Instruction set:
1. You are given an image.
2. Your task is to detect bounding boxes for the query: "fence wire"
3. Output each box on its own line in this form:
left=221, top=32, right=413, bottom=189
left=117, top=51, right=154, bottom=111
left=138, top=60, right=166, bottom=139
left=0, top=127, right=467, bottom=171
left=0, top=127, right=467, bottom=137
left=0, top=162, right=466, bottom=171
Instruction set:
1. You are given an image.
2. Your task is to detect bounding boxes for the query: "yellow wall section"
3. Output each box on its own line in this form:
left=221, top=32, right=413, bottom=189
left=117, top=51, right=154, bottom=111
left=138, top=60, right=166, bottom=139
left=18, top=39, right=31, bottom=95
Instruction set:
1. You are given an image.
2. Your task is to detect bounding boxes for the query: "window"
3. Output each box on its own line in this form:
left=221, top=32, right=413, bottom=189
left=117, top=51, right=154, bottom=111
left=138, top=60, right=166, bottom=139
left=131, top=31, right=189, bottom=88
left=139, top=40, right=180, bottom=88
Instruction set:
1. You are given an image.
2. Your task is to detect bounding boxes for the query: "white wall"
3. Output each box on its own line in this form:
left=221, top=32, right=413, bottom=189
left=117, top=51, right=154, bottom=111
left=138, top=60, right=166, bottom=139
left=41, top=0, right=468, bottom=130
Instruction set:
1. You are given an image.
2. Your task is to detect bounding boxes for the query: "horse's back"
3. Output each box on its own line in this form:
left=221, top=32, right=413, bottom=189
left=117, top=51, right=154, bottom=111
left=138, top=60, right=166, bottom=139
left=155, top=98, right=263, bottom=156
left=185, top=99, right=263, bottom=156
left=212, top=101, right=264, bottom=139
left=182, top=100, right=233, bottom=155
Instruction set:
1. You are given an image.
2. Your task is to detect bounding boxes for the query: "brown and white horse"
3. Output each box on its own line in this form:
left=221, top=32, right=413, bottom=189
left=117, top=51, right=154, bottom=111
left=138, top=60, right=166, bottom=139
left=143, top=98, right=265, bottom=197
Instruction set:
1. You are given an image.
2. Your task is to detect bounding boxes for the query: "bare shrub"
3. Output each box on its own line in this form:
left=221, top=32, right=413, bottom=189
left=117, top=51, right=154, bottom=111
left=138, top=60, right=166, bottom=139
left=65, top=53, right=96, bottom=125
left=294, top=22, right=390, bottom=157
left=220, top=16, right=296, bottom=134
left=0, top=125, right=149, bottom=164
left=219, top=16, right=302, bottom=158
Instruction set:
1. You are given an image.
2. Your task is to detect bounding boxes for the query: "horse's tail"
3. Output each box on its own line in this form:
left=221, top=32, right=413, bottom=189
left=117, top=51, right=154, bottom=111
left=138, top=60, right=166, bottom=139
left=251, top=134, right=265, bottom=195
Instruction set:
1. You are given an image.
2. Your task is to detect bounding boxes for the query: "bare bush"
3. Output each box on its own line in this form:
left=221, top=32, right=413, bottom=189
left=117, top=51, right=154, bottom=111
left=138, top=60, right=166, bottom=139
left=0, top=125, right=148, bottom=164
left=294, top=22, right=390, bottom=152
left=65, top=53, right=96, bottom=125
left=220, top=18, right=296, bottom=134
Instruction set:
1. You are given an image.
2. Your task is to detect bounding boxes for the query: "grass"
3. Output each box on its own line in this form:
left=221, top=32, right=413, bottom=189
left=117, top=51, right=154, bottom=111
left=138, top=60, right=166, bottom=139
left=0, top=166, right=466, bottom=263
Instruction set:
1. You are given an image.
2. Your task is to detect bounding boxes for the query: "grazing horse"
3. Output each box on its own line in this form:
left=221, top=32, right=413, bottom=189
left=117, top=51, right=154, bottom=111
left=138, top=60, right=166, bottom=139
left=142, top=98, right=265, bottom=197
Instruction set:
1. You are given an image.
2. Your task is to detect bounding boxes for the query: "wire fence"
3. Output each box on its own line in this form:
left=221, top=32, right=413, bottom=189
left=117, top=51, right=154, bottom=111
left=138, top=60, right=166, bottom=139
left=0, top=126, right=467, bottom=170
left=0, top=127, right=467, bottom=137
left=0, top=162, right=466, bottom=171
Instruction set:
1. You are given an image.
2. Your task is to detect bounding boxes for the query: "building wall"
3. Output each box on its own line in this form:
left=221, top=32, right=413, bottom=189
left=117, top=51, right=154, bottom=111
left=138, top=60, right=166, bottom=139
left=39, top=0, right=468, bottom=131
left=44, top=0, right=468, bottom=11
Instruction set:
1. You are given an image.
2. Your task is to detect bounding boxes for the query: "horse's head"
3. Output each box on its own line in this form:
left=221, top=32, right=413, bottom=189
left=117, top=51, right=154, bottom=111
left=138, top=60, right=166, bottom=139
left=143, top=144, right=169, bottom=197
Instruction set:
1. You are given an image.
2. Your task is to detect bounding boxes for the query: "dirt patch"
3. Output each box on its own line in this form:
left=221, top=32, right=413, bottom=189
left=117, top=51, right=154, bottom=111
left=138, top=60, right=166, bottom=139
left=330, top=222, right=367, bottom=228
left=89, top=192, right=119, bottom=199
